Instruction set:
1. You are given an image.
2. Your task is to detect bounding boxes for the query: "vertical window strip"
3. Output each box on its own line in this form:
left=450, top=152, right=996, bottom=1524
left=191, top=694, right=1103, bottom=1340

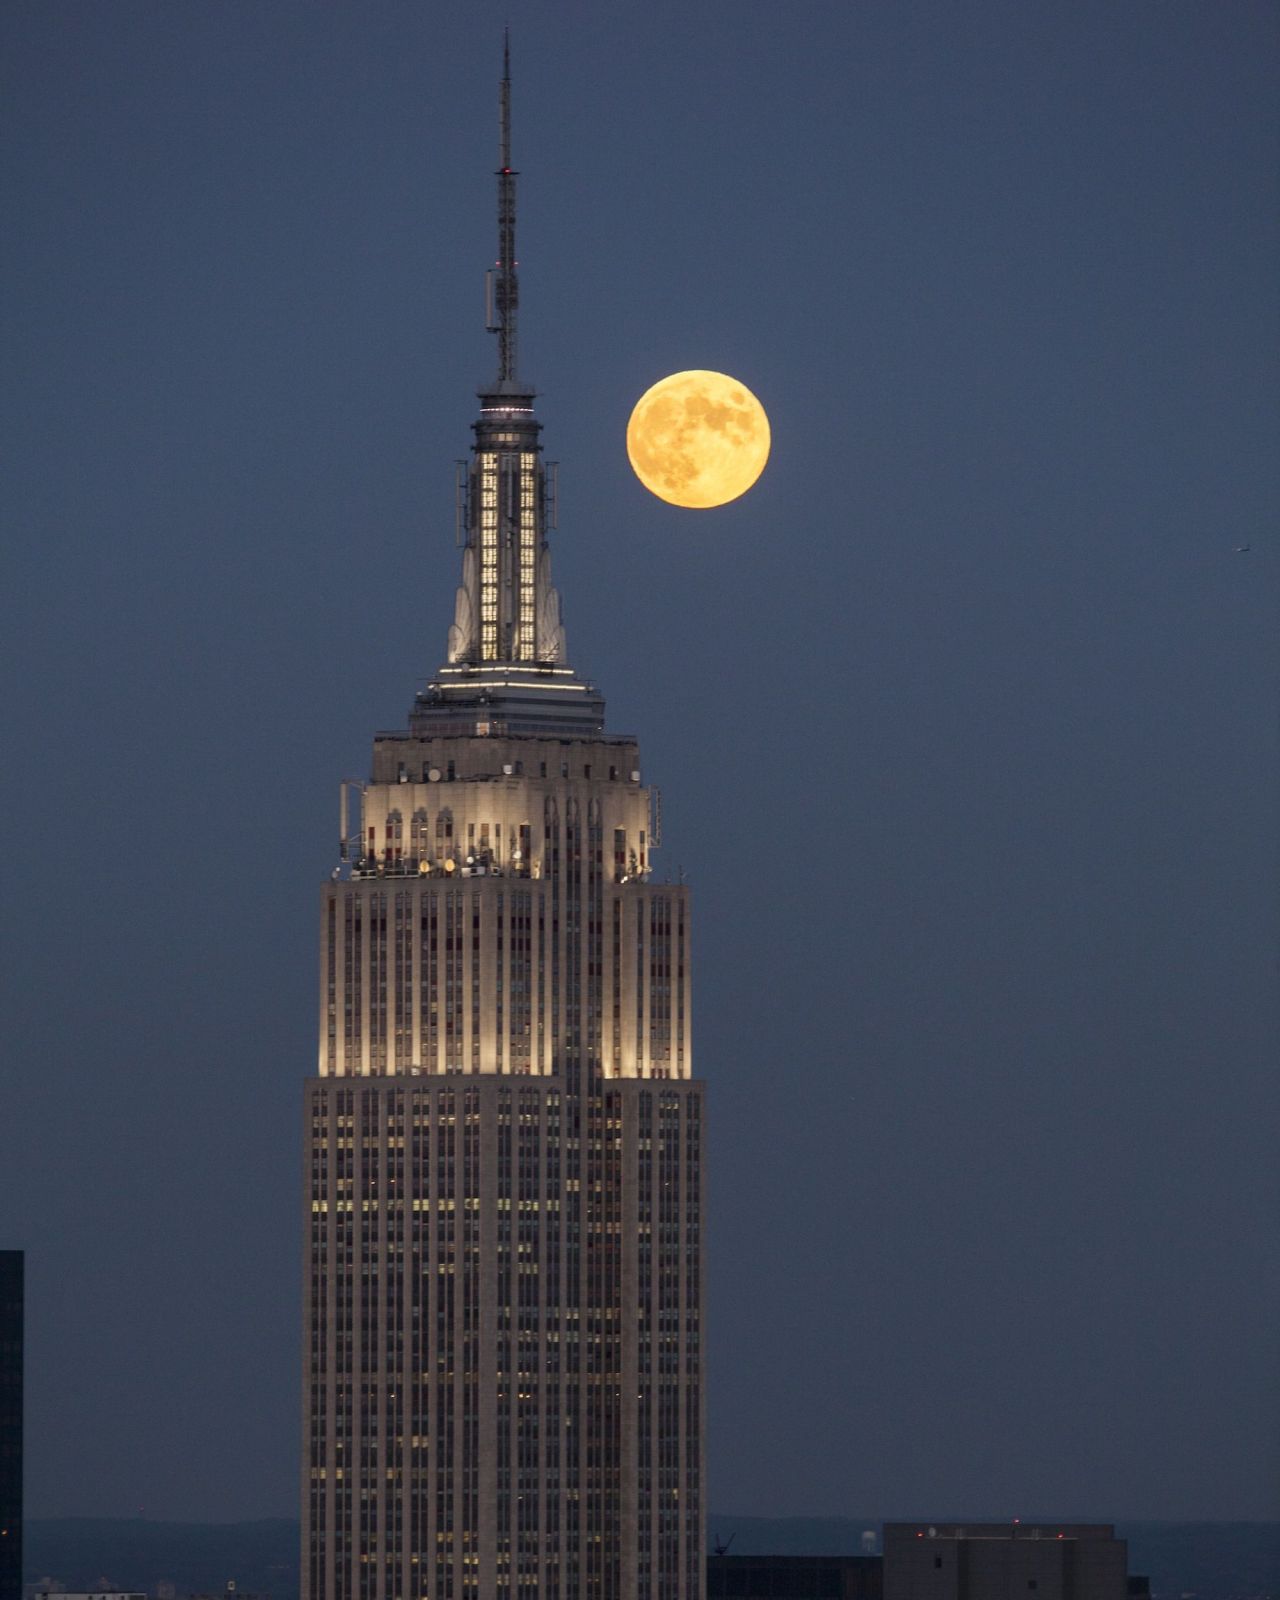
left=480, top=451, right=499, bottom=659
left=611, top=899, right=621, bottom=1073
left=635, top=897, right=645, bottom=1077
left=518, top=452, right=537, bottom=659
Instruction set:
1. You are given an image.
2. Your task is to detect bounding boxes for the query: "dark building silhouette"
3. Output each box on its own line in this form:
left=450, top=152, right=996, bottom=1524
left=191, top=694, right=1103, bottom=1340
left=301, top=43, right=703, bottom=1600
left=882, top=1522, right=1133, bottom=1600
left=0, top=1252, right=21, bottom=1600
left=708, top=1553, right=881, bottom=1599
left=709, top=1533, right=1149, bottom=1600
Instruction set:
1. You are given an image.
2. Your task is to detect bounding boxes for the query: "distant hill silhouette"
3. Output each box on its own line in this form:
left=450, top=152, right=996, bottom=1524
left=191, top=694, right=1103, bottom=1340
left=24, top=1515, right=1280, bottom=1600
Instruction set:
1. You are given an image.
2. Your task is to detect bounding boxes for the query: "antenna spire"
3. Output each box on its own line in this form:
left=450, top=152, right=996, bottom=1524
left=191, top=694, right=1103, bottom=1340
left=489, top=28, right=518, bottom=385
left=501, top=27, right=511, bottom=168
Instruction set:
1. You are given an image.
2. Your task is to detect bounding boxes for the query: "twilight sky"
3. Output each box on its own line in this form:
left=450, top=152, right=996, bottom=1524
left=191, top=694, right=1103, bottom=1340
left=2, top=0, right=1277, bottom=1523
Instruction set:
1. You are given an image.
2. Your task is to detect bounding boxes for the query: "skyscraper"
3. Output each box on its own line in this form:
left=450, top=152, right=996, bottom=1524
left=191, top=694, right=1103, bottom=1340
left=302, top=46, right=705, bottom=1600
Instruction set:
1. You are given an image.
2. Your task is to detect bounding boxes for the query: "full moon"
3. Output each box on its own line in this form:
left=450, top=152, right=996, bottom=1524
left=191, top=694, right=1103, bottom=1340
left=626, top=370, right=770, bottom=508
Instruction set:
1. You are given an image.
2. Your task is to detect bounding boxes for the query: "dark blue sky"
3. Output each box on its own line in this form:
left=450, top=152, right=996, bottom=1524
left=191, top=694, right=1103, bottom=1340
left=2, top=0, right=1276, bottom=1523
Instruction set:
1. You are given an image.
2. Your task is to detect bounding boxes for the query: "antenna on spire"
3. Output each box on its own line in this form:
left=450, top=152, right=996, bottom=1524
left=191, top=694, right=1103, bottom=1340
left=501, top=26, right=511, bottom=169
left=485, top=28, right=519, bottom=386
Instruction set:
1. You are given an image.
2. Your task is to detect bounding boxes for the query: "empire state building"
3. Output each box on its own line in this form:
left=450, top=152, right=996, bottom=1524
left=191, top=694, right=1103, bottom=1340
left=302, top=47, right=705, bottom=1600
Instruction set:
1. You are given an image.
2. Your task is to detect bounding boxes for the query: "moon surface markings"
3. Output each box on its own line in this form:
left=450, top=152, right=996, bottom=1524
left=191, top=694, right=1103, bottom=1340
left=626, top=370, right=770, bottom=508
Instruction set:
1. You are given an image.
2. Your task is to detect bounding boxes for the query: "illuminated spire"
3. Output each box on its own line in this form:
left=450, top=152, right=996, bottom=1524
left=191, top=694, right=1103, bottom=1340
left=410, top=35, right=603, bottom=739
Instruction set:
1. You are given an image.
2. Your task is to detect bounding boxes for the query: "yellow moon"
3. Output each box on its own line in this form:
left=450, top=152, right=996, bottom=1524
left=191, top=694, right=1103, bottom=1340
left=626, top=370, right=770, bottom=508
